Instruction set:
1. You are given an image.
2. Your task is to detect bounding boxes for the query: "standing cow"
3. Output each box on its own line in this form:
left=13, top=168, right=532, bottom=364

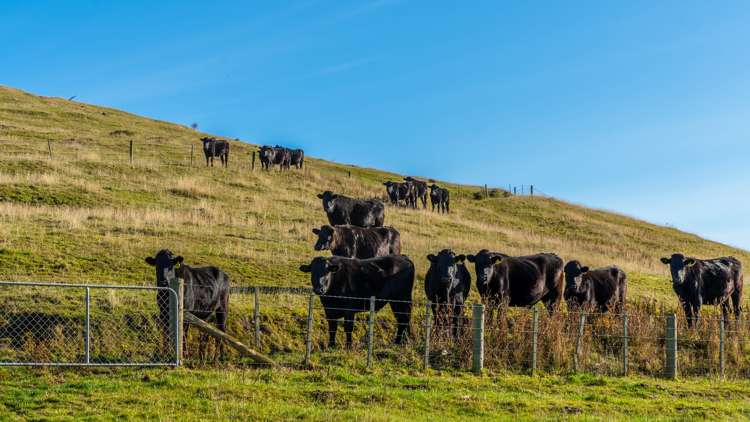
left=383, top=181, right=416, bottom=208
left=429, top=184, right=450, bottom=213
left=274, top=145, right=292, bottom=170
left=425, top=249, right=471, bottom=338
left=467, top=249, right=564, bottom=313
left=201, top=137, right=229, bottom=167
left=290, top=149, right=304, bottom=169
left=660, top=253, right=743, bottom=327
left=145, top=249, right=231, bottom=360
left=404, top=177, right=428, bottom=209
left=299, top=255, right=415, bottom=347
left=563, top=260, right=627, bottom=313
left=318, top=191, right=385, bottom=228
left=312, top=225, right=401, bottom=259
left=259, top=146, right=276, bottom=170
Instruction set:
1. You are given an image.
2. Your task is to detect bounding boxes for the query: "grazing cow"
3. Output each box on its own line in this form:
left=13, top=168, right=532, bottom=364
left=201, top=137, right=229, bottom=167
left=383, top=181, right=416, bottom=208
left=404, top=177, right=428, bottom=209
left=467, top=249, right=564, bottom=313
left=429, top=184, right=450, bottom=213
left=564, top=260, right=627, bottom=313
left=660, top=253, right=743, bottom=327
left=145, top=249, right=231, bottom=360
left=299, top=255, right=415, bottom=347
left=290, top=149, right=304, bottom=169
left=318, top=191, right=385, bottom=228
left=425, top=249, right=471, bottom=338
left=313, top=224, right=401, bottom=259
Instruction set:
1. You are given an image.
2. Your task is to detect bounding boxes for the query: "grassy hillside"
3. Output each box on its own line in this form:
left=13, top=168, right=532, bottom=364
left=1, top=84, right=747, bottom=305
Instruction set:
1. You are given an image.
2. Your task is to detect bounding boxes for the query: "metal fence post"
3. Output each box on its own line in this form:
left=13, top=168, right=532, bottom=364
left=574, top=312, right=586, bottom=372
left=719, top=317, right=725, bottom=380
left=253, top=287, right=261, bottom=348
left=531, top=307, right=539, bottom=374
left=168, top=278, right=184, bottom=365
left=304, top=294, right=314, bottom=367
left=424, top=301, right=432, bottom=370
left=622, top=313, right=629, bottom=376
left=665, top=313, right=677, bottom=379
left=84, top=287, right=91, bottom=364
left=367, top=296, right=375, bottom=368
left=472, top=303, right=485, bottom=374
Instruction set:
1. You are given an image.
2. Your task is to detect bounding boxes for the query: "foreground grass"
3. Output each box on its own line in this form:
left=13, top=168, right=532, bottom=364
left=1, top=366, right=749, bottom=421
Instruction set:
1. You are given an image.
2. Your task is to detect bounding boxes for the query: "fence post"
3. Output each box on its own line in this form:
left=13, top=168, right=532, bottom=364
left=168, top=278, right=184, bottom=365
left=484, top=184, right=489, bottom=198
left=513, top=187, right=517, bottom=195
left=574, top=312, right=586, bottom=372
left=47, top=140, right=53, bottom=159
left=304, top=294, right=314, bottom=367
left=665, top=313, right=677, bottom=379
left=530, top=185, right=534, bottom=196
left=251, top=151, right=256, bottom=171
left=84, top=287, right=91, bottom=364
left=348, top=170, right=352, bottom=178
left=129, top=140, right=133, bottom=165
left=472, top=303, right=485, bottom=374
left=424, top=301, right=432, bottom=370
left=367, top=296, right=375, bottom=368
left=531, top=307, right=539, bottom=374
left=190, top=144, right=194, bottom=167
left=253, top=287, right=261, bottom=348
left=719, top=317, right=725, bottom=380
left=622, top=313, right=629, bottom=376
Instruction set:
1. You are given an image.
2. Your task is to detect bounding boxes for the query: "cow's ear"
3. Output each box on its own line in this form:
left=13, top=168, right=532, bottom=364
left=312, top=228, right=320, bottom=235
left=685, top=258, right=696, bottom=266
left=299, top=264, right=311, bottom=273
left=466, top=255, right=476, bottom=263
left=580, top=266, right=589, bottom=273
left=317, top=193, right=324, bottom=199
left=383, top=182, right=389, bottom=186
left=172, top=256, right=184, bottom=265
left=145, top=257, right=156, bottom=266
left=491, top=256, right=503, bottom=264
left=455, top=254, right=466, bottom=263
left=660, top=257, right=671, bottom=264
left=427, top=254, right=437, bottom=263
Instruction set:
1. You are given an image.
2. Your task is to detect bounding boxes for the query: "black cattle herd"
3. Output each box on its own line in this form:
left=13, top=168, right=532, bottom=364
left=157, top=140, right=744, bottom=355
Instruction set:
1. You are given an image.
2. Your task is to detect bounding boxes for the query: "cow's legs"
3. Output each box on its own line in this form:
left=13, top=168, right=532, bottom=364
left=215, top=307, right=228, bottom=361
left=721, top=300, right=731, bottom=328
left=343, top=312, right=355, bottom=349
left=732, top=284, right=742, bottom=323
left=327, top=318, right=338, bottom=348
left=451, top=302, right=463, bottom=339
left=391, top=301, right=412, bottom=344
left=682, top=301, right=696, bottom=328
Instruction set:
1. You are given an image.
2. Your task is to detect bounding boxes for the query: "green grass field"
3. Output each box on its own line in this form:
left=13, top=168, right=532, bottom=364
left=2, top=85, right=750, bottom=420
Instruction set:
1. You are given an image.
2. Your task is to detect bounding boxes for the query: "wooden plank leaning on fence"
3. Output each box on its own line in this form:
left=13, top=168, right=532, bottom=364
left=183, top=312, right=278, bottom=367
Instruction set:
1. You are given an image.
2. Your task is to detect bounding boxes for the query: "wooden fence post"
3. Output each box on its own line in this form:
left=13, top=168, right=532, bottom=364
left=367, top=296, right=375, bottom=368
left=304, top=294, right=314, bottom=367
left=251, top=151, right=256, bottom=171
left=472, top=303, right=485, bottom=374
left=129, top=140, right=133, bottom=165
left=530, top=185, right=534, bottom=196
left=513, top=187, right=517, bottom=195
left=190, top=144, right=194, bottom=167
left=531, top=307, right=539, bottom=374
left=574, top=312, right=586, bottom=372
left=719, top=317, right=725, bottom=380
left=424, top=301, right=432, bottom=370
left=48, top=140, right=53, bottom=159
left=665, top=314, right=677, bottom=379
left=622, top=313, right=629, bottom=376
left=168, top=278, right=184, bottom=365
left=253, top=287, right=261, bottom=347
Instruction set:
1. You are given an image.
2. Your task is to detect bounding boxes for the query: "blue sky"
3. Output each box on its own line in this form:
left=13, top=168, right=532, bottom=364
left=3, top=1, right=750, bottom=249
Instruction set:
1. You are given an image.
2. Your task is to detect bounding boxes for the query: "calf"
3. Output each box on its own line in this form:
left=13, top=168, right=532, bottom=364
left=660, top=253, right=743, bottom=327
left=290, top=149, right=304, bottom=169
left=467, top=249, right=563, bottom=313
left=564, top=260, right=627, bottom=313
left=425, top=249, right=471, bottom=338
left=145, top=249, right=231, bottom=360
left=313, top=224, right=401, bottom=259
left=404, top=177, right=428, bottom=209
left=429, top=184, right=450, bottom=213
left=318, top=191, right=385, bottom=228
left=299, top=255, right=415, bottom=347
left=201, top=137, right=229, bottom=167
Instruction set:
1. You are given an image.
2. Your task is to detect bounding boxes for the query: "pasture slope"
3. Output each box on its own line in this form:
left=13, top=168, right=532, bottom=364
left=1, top=84, right=750, bottom=420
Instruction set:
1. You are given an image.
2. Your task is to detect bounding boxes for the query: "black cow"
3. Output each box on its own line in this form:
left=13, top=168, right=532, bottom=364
left=404, top=177, right=428, bottom=209
left=467, top=249, right=564, bottom=313
left=383, top=181, right=416, bottom=208
left=313, top=224, right=401, bottom=259
left=299, top=255, right=415, bottom=347
left=290, top=149, right=304, bottom=169
left=259, top=145, right=290, bottom=170
left=201, top=137, right=229, bottom=167
left=274, top=145, right=292, bottom=171
left=318, top=191, right=385, bottom=228
left=259, top=145, right=276, bottom=170
left=564, top=260, right=627, bottom=313
left=145, top=249, right=231, bottom=360
left=425, top=249, right=471, bottom=338
left=660, top=253, right=743, bottom=327
left=429, top=184, right=450, bottom=213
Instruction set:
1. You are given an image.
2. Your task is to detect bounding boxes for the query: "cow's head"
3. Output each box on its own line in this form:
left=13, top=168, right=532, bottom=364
left=429, top=184, right=440, bottom=194
left=312, top=225, right=335, bottom=251
left=299, top=257, right=340, bottom=295
left=201, top=137, right=214, bottom=151
left=427, top=249, right=466, bottom=289
left=259, top=146, right=274, bottom=160
left=660, top=253, right=696, bottom=285
left=466, top=249, right=502, bottom=286
left=317, top=191, right=338, bottom=213
left=564, top=260, right=589, bottom=292
left=383, top=181, right=398, bottom=198
left=145, top=249, right=184, bottom=287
